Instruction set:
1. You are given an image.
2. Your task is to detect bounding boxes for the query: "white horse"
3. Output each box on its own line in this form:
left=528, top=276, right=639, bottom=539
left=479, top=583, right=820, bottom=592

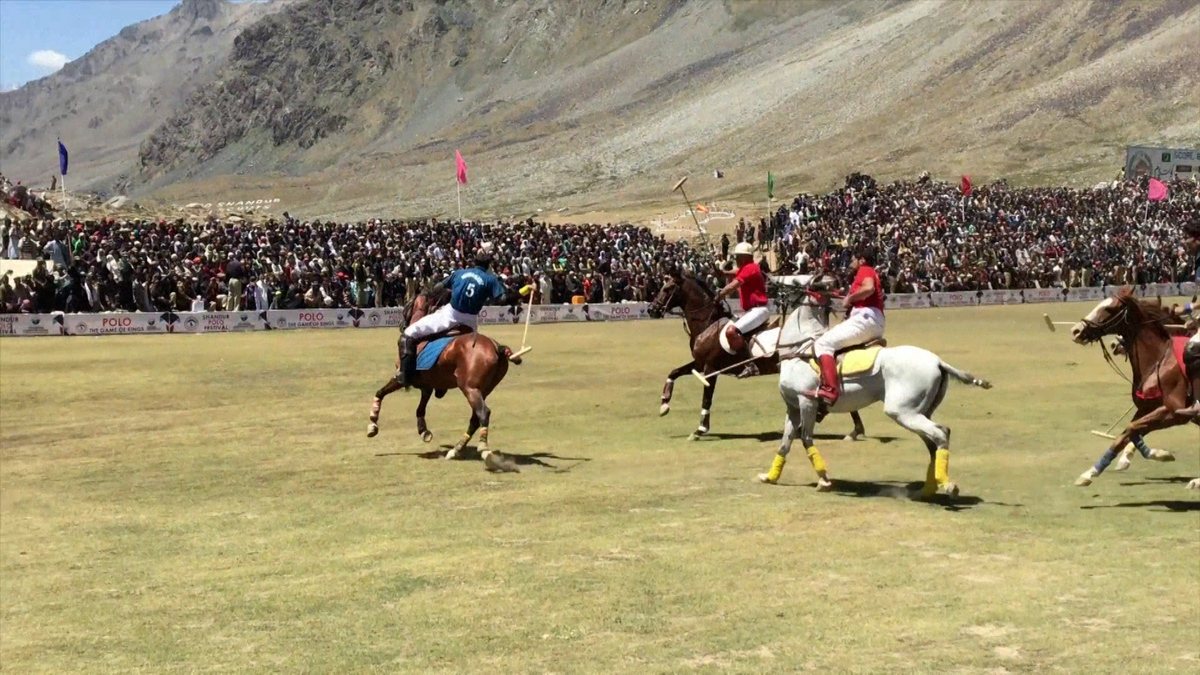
left=757, top=277, right=992, bottom=496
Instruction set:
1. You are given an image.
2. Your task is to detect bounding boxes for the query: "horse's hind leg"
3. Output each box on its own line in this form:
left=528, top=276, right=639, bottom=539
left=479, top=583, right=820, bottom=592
left=447, top=389, right=482, bottom=461
left=845, top=411, right=867, bottom=442
left=415, top=388, right=434, bottom=443
left=660, top=361, right=696, bottom=416
left=368, top=378, right=403, bottom=437
left=885, top=408, right=954, bottom=498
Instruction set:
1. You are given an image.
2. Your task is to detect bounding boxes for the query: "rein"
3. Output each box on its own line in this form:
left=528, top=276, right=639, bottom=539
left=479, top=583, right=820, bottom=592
left=1082, top=299, right=1174, bottom=389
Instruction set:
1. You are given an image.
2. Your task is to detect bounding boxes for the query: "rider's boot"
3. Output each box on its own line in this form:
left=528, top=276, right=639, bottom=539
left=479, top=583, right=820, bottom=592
left=1181, top=340, right=1200, bottom=418
left=723, top=323, right=746, bottom=353
left=817, top=354, right=840, bottom=408
left=397, top=337, right=418, bottom=389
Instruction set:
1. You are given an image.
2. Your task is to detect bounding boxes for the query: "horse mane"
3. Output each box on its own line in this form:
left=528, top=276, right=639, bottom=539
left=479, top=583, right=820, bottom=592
left=1114, top=286, right=1174, bottom=327
left=682, top=274, right=715, bottom=299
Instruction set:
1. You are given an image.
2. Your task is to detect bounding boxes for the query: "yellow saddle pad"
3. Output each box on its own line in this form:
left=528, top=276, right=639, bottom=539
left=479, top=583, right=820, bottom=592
left=808, top=345, right=882, bottom=377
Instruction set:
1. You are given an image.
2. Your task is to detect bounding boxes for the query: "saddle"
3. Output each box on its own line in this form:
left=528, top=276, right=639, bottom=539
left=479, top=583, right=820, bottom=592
left=806, top=341, right=887, bottom=378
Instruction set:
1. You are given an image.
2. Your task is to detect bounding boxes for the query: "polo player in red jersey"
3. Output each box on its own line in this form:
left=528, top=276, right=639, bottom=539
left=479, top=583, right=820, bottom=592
left=719, top=242, right=770, bottom=352
left=813, top=247, right=885, bottom=406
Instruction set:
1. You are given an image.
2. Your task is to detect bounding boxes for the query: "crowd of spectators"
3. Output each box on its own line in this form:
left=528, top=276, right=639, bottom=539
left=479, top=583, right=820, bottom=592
left=758, top=173, right=1200, bottom=293
left=0, top=213, right=710, bottom=314
left=2, top=171, right=1197, bottom=314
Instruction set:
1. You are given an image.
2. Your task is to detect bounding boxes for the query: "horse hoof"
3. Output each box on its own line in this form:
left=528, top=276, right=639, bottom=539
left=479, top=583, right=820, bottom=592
left=1186, top=478, right=1200, bottom=490
left=659, top=403, right=670, bottom=417
left=816, top=478, right=834, bottom=492
left=844, top=434, right=863, bottom=442
left=1114, top=455, right=1132, bottom=472
left=421, top=431, right=433, bottom=443
left=940, top=482, right=959, bottom=498
left=757, top=473, right=777, bottom=485
left=1075, top=470, right=1096, bottom=487
left=445, top=448, right=460, bottom=460
left=1148, top=449, right=1175, bottom=462
left=484, top=451, right=519, bottom=473
left=366, top=423, right=379, bottom=438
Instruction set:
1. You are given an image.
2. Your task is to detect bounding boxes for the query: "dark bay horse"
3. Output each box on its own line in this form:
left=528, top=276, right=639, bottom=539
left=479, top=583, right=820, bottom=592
left=368, top=289, right=522, bottom=471
left=648, top=271, right=865, bottom=441
left=1070, top=288, right=1197, bottom=488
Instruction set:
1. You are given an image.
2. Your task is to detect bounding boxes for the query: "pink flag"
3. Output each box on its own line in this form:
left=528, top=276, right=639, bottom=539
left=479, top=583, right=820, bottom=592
left=1147, top=178, right=1167, bottom=202
left=455, top=150, right=468, bottom=185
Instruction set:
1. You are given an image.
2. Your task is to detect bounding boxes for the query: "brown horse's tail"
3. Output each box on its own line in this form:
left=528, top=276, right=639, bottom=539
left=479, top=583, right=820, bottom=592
left=497, top=343, right=523, bottom=366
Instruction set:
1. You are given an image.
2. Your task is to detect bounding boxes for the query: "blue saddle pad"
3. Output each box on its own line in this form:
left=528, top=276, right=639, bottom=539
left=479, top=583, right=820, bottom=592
left=416, top=337, right=455, bottom=371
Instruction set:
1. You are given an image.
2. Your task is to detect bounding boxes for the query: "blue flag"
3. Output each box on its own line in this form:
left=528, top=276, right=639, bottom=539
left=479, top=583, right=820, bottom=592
left=58, top=141, right=68, bottom=176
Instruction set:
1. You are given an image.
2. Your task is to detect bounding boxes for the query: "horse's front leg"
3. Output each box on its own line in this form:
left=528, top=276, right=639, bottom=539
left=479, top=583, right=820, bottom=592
left=1077, top=407, right=1177, bottom=486
left=660, top=360, right=696, bottom=416
left=689, top=374, right=718, bottom=441
left=415, top=387, right=434, bottom=443
left=367, top=378, right=403, bottom=437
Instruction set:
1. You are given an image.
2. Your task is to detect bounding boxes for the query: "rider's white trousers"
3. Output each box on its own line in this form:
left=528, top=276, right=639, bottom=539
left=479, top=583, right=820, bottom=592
left=814, top=307, right=885, bottom=356
left=733, top=306, right=770, bottom=333
left=403, top=304, right=477, bottom=340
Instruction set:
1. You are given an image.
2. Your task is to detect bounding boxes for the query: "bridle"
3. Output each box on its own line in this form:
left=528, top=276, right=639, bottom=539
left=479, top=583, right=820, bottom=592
left=1075, top=298, right=1172, bottom=386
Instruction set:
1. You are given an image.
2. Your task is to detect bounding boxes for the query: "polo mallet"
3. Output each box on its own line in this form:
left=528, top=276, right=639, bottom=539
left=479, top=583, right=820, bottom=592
left=1043, top=314, right=1075, bottom=332
left=692, top=355, right=759, bottom=384
left=673, top=176, right=712, bottom=253
left=511, top=285, right=535, bottom=359
left=1090, top=403, right=1135, bottom=440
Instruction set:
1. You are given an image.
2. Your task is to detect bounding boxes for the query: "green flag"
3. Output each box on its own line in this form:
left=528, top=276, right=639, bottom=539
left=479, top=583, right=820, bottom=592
left=767, top=172, right=775, bottom=199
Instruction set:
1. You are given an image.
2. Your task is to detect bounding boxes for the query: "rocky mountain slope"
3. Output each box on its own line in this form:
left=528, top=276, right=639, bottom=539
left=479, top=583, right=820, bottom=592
left=4, top=0, right=1198, bottom=220
left=0, top=0, right=294, bottom=192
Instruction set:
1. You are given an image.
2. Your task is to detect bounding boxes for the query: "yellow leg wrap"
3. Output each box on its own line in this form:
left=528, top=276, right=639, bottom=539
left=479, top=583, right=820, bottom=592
left=935, top=449, right=950, bottom=484
left=766, top=454, right=786, bottom=482
left=806, top=446, right=827, bottom=475
left=478, top=428, right=489, bottom=450
left=921, top=459, right=938, bottom=495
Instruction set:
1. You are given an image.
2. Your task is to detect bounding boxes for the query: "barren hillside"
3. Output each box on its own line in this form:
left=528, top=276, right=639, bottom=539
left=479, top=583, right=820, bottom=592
left=0, top=0, right=293, bottom=192
left=5, top=0, right=1199, bottom=220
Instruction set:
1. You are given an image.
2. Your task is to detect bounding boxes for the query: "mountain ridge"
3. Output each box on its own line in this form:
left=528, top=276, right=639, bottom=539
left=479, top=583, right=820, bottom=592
left=2, top=0, right=1197, bottom=220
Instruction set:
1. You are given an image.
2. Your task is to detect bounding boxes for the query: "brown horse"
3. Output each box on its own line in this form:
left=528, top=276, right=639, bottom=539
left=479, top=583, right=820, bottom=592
left=1070, top=288, right=1197, bottom=488
left=367, top=289, right=522, bottom=471
left=648, top=271, right=865, bottom=440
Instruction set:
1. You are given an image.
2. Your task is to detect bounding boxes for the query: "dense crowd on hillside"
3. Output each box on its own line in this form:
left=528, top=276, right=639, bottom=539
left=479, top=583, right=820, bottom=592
left=0, top=213, right=710, bottom=314
left=760, top=173, right=1200, bottom=293
left=1, top=172, right=1197, bottom=314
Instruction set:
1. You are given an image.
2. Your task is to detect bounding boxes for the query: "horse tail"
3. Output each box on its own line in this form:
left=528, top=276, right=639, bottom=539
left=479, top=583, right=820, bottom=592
left=938, top=360, right=992, bottom=390
left=497, top=342, right=523, bottom=366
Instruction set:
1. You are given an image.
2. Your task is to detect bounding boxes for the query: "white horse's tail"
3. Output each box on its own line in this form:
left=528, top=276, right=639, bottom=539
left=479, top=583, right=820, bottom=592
left=938, top=360, right=993, bottom=389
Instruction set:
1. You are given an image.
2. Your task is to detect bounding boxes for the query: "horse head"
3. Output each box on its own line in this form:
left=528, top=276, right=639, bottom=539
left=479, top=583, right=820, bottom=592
left=1070, top=287, right=1171, bottom=345
left=648, top=273, right=683, bottom=319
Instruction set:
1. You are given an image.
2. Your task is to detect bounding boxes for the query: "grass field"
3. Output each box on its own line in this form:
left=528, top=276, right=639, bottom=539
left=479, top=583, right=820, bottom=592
left=2, top=302, right=1198, bottom=673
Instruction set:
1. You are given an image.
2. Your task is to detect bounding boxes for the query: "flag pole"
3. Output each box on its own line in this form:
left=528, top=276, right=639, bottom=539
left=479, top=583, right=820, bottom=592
left=456, top=181, right=462, bottom=223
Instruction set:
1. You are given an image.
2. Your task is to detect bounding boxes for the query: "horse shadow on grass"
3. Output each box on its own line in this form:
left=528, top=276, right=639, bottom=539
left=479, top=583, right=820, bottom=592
left=1080, top=499, right=1200, bottom=513
left=1117, top=476, right=1195, bottom=487
left=375, top=445, right=591, bottom=473
left=778, top=478, right=1020, bottom=512
left=676, top=431, right=900, bottom=444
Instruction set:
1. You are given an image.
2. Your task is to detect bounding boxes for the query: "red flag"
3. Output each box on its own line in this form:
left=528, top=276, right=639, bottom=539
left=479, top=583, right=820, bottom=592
left=455, top=150, right=468, bottom=185
left=1147, top=178, right=1168, bottom=202
left=960, top=175, right=972, bottom=196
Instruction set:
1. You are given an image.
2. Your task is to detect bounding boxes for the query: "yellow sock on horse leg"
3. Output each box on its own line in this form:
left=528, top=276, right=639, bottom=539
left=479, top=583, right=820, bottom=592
left=806, top=446, right=827, bottom=476
left=765, top=454, right=786, bottom=482
left=935, top=449, right=950, bottom=484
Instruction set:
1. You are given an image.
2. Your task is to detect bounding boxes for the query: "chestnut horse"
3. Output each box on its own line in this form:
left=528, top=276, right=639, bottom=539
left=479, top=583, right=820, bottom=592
left=367, top=288, right=522, bottom=471
left=648, top=271, right=865, bottom=441
left=1070, top=288, right=1198, bottom=489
